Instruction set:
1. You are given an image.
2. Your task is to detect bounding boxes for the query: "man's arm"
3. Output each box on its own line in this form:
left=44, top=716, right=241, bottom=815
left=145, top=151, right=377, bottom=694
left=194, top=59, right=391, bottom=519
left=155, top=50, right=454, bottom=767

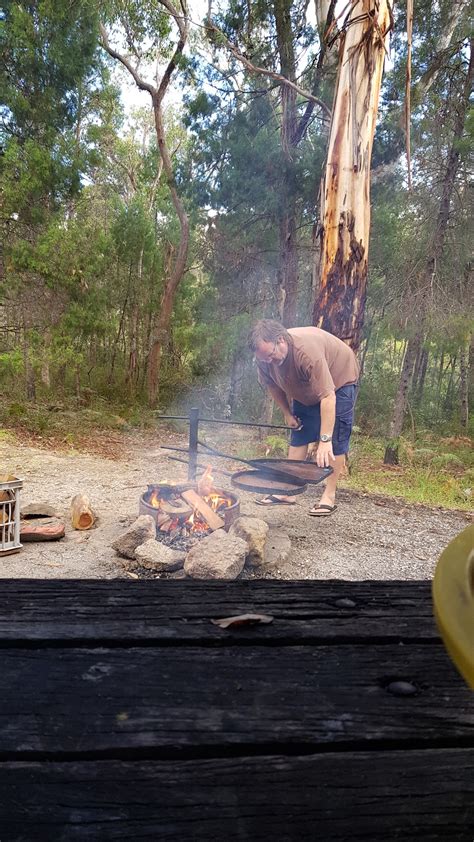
left=316, top=391, right=336, bottom=467
left=266, top=382, right=300, bottom=428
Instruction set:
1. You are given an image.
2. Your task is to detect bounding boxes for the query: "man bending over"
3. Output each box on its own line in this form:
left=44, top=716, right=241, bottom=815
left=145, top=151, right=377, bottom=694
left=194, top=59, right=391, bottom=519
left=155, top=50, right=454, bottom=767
left=249, top=320, right=359, bottom=516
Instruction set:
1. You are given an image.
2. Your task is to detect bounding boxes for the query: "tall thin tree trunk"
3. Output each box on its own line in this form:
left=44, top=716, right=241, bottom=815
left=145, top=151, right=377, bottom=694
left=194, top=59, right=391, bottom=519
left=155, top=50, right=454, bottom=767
left=444, top=355, right=458, bottom=412
left=147, top=105, right=189, bottom=406
left=459, top=336, right=470, bottom=430
left=228, top=351, right=245, bottom=414
left=313, top=0, right=392, bottom=348
left=110, top=264, right=131, bottom=383
left=415, top=348, right=429, bottom=404
left=21, top=308, right=36, bottom=401
left=384, top=334, right=421, bottom=464
left=40, top=329, right=51, bottom=389
left=261, top=390, right=275, bottom=426
left=358, top=322, right=372, bottom=379
left=127, top=247, right=144, bottom=393
left=274, top=0, right=299, bottom=325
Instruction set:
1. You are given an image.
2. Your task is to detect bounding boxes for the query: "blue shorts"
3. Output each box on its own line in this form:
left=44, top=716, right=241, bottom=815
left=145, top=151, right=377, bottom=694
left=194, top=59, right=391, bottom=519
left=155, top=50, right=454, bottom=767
left=290, top=384, right=358, bottom=455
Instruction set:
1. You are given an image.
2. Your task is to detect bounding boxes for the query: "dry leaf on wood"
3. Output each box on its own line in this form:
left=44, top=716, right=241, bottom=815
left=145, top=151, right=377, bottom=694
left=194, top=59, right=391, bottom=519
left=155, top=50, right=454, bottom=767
left=211, top=613, right=274, bottom=629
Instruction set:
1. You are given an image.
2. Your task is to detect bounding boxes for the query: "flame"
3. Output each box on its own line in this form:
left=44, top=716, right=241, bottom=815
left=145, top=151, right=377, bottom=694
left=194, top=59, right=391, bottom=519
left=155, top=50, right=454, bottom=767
left=146, top=477, right=235, bottom=536
left=148, top=490, right=161, bottom=508
left=197, top=464, right=214, bottom=497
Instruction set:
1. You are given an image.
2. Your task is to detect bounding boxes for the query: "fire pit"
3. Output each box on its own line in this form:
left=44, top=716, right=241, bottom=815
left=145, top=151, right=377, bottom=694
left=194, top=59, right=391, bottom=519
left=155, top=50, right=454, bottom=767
left=139, top=480, right=240, bottom=549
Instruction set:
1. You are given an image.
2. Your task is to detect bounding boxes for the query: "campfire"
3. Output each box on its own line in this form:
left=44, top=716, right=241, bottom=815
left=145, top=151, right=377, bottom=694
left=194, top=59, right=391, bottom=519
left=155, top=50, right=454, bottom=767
left=139, top=467, right=240, bottom=548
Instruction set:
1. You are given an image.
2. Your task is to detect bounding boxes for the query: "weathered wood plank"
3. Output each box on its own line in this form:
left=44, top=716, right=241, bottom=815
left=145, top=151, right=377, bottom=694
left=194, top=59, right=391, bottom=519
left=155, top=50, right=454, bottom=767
left=0, top=580, right=438, bottom=643
left=0, top=749, right=473, bottom=840
left=0, top=644, right=472, bottom=755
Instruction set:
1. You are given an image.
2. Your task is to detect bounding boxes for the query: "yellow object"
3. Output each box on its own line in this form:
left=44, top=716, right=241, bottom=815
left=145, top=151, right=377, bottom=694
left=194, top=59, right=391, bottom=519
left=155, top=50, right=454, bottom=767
left=432, top=524, right=474, bottom=689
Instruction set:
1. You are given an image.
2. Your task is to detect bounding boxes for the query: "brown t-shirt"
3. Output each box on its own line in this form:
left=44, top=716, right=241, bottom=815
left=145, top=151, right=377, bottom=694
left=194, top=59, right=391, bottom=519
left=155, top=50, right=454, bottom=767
left=257, top=327, right=359, bottom=405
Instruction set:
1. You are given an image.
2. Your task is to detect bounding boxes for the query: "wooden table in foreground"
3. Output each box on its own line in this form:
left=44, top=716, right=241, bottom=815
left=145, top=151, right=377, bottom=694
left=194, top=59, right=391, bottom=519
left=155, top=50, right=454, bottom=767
left=0, top=579, right=473, bottom=841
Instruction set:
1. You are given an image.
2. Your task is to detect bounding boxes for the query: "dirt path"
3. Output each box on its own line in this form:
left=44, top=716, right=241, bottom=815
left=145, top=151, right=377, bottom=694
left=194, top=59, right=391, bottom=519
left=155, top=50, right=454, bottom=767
left=1, top=431, right=471, bottom=580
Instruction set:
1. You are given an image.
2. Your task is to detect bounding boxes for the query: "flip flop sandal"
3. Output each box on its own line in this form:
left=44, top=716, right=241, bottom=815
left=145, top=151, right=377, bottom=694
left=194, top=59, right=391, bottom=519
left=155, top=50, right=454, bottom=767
left=255, top=495, right=297, bottom=507
left=308, top=504, right=337, bottom=517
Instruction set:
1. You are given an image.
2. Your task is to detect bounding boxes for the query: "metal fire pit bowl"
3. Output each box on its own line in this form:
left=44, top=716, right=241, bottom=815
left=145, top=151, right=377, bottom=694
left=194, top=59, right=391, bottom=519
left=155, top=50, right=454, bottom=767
left=139, top=484, right=241, bottom=531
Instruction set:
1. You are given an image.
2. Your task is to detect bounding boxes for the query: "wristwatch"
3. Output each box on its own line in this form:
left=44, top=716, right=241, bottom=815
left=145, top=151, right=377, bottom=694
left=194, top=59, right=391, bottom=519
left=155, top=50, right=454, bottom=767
left=320, top=434, right=332, bottom=442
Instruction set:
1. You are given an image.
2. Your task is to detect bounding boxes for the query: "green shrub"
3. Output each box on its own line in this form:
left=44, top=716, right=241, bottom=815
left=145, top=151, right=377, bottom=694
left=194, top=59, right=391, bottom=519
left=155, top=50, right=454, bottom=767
left=430, top=453, right=465, bottom=472
left=264, top=435, right=288, bottom=457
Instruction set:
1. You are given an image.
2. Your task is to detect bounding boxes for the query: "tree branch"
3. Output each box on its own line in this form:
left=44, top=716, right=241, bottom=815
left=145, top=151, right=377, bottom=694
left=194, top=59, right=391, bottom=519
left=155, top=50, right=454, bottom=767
left=205, top=19, right=332, bottom=118
left=99, top=23, right=157, bottom=97
left=158, top=0, right=187, bottom=41
left=412, top=0, right=471, bottom=103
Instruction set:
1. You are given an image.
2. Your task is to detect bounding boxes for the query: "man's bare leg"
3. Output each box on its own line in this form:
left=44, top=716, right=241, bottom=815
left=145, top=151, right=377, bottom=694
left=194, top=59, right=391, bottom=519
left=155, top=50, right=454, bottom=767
left=288, top=444, right=308, bottom=461
left=257, top=444, right=308, bottom=505
left=313, top=453, right=345, bottom=510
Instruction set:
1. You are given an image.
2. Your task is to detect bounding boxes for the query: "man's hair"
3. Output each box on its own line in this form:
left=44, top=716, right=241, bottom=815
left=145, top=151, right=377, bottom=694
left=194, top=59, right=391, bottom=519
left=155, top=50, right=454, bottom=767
left=248, top=319, right=292, bottom=351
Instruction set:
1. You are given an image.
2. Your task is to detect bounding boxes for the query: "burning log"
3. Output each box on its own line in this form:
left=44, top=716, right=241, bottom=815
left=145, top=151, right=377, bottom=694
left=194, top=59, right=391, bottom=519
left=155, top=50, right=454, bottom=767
left=180, top=489, right=225, bottom=532
left=139, top=479, right=239, bottom=539
left=155, top=510, right=173, bottom=529
left=159, top=519, right=174, bottom=533
left=159, top=499, right=192, bottom=517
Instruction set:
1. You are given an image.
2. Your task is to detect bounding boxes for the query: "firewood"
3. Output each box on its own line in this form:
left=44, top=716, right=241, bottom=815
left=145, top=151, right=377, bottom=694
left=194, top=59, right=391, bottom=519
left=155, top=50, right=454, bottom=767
left=180, top=489, right=225, bottom=531
left=155, top=510, right=172, bottom=528
left=0, top=474, right=16, bottom=503
left=70, top=494, right=96, bottom=530
left=159, top=499, right=192, bottom=517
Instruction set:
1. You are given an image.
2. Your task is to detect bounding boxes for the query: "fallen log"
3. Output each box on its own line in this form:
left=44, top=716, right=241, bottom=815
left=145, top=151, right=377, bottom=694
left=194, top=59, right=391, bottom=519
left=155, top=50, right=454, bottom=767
left=70, top=494, right=96, bottom=531
left=180, top=489, right=225, bottom=531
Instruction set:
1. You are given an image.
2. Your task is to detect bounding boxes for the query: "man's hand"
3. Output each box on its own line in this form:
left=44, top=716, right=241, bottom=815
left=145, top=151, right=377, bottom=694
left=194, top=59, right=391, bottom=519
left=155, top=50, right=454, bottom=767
left=316, top=441, right=335, bottom=468
left=284, top=412, right=302, bottom=429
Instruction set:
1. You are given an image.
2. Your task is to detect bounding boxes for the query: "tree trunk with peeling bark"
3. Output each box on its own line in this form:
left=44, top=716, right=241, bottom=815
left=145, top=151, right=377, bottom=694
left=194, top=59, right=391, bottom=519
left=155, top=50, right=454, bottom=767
left=313, top=0, right=392, bottom=349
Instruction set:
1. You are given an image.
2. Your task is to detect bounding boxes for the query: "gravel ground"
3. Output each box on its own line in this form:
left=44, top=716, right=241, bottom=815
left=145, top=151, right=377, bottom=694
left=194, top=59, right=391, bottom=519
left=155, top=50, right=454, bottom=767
left=1, top=431, right=471, bottom=580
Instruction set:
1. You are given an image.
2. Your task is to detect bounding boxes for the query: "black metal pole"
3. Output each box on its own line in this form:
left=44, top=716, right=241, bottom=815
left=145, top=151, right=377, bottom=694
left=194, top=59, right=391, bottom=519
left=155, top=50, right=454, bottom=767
left=154, top=414, right=292, bottom=431
left=188, top=407, right=199, bottom=481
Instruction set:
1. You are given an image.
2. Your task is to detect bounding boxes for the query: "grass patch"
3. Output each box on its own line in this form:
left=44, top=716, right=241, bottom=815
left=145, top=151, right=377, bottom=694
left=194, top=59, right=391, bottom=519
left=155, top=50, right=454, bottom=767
left=346, top=434, right=473, bottom=511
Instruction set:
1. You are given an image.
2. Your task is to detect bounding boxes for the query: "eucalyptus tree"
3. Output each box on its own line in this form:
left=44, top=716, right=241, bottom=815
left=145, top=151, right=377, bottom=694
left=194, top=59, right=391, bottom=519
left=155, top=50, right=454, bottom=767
left=312, top=0, right=393, bottom=349
left=199, top=0, right=335, bottom=325
left=100, top=0, right=190, bottom=406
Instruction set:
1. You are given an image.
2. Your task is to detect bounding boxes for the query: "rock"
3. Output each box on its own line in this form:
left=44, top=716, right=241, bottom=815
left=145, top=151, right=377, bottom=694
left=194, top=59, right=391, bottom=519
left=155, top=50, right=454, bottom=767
left=135, top=539, right=185, bottom=572
left=21, top=502, right=60, bottom=519
left=184, top=529, right=248, bottom=580
left=230, top=516, right=269, bottom=567
left=162, top=568, right=188, bottom=580
left=20, top=517, right=65, bottom=542
left=262, top=527, right=292, bottom=570
left=111, top=515, right=156, bottom=559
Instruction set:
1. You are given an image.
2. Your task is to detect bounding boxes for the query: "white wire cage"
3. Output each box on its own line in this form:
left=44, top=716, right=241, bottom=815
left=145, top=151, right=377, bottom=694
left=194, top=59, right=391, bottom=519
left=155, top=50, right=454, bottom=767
left=0, top=477, right=22, bottom=554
